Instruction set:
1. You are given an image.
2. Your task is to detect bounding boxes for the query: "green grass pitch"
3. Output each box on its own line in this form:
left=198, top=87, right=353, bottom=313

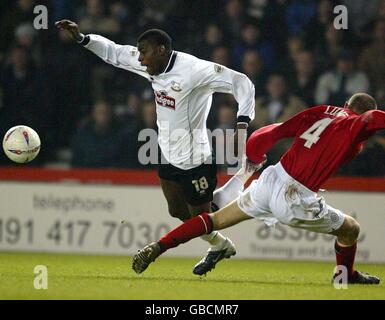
left=0, top=252, right=384, bottom=299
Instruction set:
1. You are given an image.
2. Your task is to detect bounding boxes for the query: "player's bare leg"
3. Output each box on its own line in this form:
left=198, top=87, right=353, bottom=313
left=132, top=200, right=252, bottom=274
left=330, top=215, right=380, bottom=284
left=160, top=179, right=191, bottom=221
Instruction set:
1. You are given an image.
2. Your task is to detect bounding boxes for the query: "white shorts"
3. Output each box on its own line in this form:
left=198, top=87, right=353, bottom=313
left=237, top=162, right=345, bottom=234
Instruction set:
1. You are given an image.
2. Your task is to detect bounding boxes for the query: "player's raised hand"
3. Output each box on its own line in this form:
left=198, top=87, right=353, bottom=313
left=55, top=19, right=83, bottom=42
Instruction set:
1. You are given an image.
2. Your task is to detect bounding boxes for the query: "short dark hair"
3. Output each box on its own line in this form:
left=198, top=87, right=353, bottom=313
left=137, top=29, right=172, bottom=51
left=347, top=93, right=377, bottom=114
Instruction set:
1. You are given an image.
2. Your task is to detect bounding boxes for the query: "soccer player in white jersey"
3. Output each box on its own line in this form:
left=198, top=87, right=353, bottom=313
left=56, top=20, right=256, bottom=275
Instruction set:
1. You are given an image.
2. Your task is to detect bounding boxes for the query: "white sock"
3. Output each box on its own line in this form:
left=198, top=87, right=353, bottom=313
left=234, top=166, right=255, bottom=185
left=212, top=173, right=245, bottom=210
left=200, top=231, right=227, bottom=250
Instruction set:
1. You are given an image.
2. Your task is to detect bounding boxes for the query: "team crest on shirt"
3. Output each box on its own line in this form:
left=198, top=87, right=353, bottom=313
left=171, top=81, right=182, bottom=92
left=214, top=64, right=223, bottom=73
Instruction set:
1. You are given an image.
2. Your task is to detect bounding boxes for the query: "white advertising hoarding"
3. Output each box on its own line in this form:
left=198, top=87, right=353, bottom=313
left=0, top=181, right=384, bottom=263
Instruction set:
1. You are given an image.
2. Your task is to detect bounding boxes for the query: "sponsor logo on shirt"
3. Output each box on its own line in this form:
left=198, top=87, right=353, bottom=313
left=154, top=90, right=176, bottom=109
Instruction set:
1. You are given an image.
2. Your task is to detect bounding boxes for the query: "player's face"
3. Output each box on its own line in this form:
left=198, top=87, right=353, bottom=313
left=138, top=40, right=162, bottom=75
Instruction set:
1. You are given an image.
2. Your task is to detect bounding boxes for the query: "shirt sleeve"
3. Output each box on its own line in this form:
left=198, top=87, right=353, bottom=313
left=361, top=110, right=385, bottom=132
left=191, top=60, right=255, bottom=122
left=246, top=108, right=315, bottom=163
left=350, top=110, right=385, bottom=142
left=82, top=34, right=150, bottom=80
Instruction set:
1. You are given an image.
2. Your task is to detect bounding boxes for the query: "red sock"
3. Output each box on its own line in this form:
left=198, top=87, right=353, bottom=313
left=158, top=213, right=213, bottom=253
left=334, top=240, right=357, bottom=278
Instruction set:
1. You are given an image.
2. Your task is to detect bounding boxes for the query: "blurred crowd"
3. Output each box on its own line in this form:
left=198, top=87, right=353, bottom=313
left=0, top=0, right=384, bottom=176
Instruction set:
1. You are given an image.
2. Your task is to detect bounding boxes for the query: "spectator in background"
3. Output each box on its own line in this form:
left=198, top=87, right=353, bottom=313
left=128, top=100, right=158, bottom=169
left=137, top=100, right=157, bottom=132
left=240, top=50, right=266, bottom=97
left=376, top=0, right=385, bottom=20
left=51, top=0, right=76, bottom=23
left=78, top=0, right=120, bottom=36
left=233, top=23, right=277, bottom=71
left=198, top=24, right=225, bottom=60
left=304, top=0, right=333, bottom=50
left=216, top=103, right=236, bottom=131
left=277, top=34, right=304, bottom=75
left=341, top=0, right=380, bottom=38
left=71, top=101, right=126, bottom=168
left=220, top=0, right=246, bottom=45
left=0, top=45, right=46, bottom=164
left=314, top=23, right=347, bottom=71
left=250, top=73, right=306, bottom=164
left=315, top=50, right=370, bottom=106
left=359, top=19, right=385, bottom=106
left=136, top=0, right=178, bottom=32
left=213, top=103, right=237, bottom=170
left=46, top=30, right=91, bottom=148
left=286, top=0, right=317, bottom=36
left=109, top=1, right=130, bottom=28
left=0, top=46, right=41, bottom=133
left=115, top=92, right=141, bottom=125
left=368, top=0, right=385, bottom=28
left=0, top=0, right=36, bottom=55
left=246, top=0, right=271, bottom=20
left=256, top=0, right=288, bottom=57
left=211, top=46, right=232, bottom=67
left=287, top=34, right=304, bottom=60
left=15, top=23, right=35, bottom=47
left=292, top=50, right=318, bottom=106
left=251, top=73, right=307, bottom=130
left=14, top=23, right=41, bottom=65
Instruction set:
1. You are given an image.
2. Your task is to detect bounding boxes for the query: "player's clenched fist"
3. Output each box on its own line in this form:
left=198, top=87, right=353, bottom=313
left=55, top=19, right=83, bottom=42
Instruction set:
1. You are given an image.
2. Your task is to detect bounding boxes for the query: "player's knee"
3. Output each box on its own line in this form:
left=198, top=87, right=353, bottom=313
left=349, top=218, right=360, bottom=241
left=344, top=216, right=360, bottom=241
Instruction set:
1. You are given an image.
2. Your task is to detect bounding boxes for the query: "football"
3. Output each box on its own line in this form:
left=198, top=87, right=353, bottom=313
left=2, top=125, right=41, bottom=163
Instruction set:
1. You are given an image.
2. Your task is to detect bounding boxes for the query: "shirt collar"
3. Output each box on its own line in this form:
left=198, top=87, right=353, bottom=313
left=159, top=51, right=177, bottom=75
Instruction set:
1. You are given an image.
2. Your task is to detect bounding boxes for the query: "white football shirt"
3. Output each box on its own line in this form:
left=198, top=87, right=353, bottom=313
left=83, top=34, right=255, bottom=170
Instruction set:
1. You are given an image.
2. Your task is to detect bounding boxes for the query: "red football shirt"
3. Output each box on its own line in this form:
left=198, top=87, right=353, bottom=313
left=246, top=105, right=385, bottom=191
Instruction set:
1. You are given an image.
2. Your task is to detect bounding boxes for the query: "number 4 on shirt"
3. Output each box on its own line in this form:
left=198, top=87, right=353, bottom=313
left=300, top=118, right=333, bottom=149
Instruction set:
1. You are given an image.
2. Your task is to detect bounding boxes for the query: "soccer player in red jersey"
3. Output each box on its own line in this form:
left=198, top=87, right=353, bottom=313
left=133, top=93, right=383, bottom=284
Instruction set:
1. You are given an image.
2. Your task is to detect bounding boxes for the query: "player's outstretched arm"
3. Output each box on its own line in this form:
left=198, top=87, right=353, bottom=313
left=56, top=20, right=147, bottom=78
